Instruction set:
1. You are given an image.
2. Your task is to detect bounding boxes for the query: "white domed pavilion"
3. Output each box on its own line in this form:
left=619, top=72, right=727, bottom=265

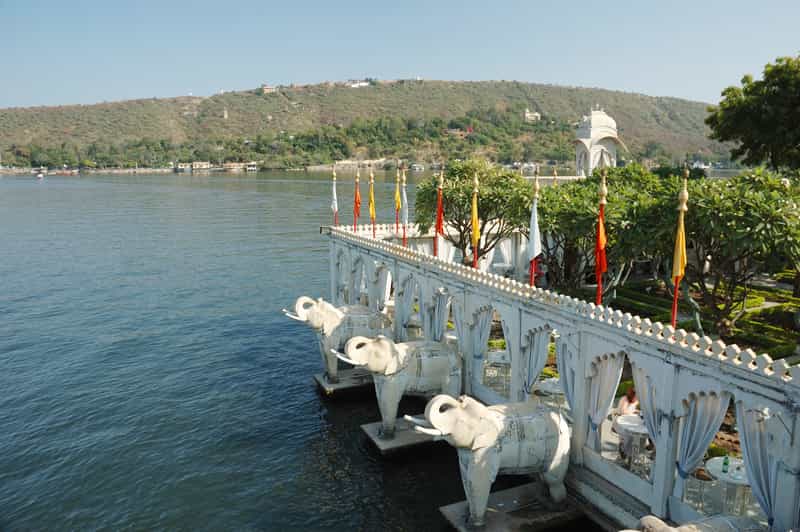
left=574, top=106, right=627, bottom=176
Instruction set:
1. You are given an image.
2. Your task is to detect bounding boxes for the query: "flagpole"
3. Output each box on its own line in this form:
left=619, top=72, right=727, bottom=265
left=671, top=169, right=690, bottom=327
left=472, top=173, right=479, bottom=269
left=394, top=166, right=400, bottom=233
left=596, top=169, right=608, bottom=305
left=354, top=166, right=361, bottom=231
left=332, top=163, right=338, bottom=226
left=529, top=169, right=540, bottom=286
left=434, top=168, right=444, bottom=257
left=369, top=165, right=376, bottom=239
left=401, top=167, right=408, bottom=247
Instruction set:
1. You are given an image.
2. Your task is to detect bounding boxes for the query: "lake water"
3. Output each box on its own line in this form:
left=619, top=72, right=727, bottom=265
left=0, top=172, right=594, bottom=531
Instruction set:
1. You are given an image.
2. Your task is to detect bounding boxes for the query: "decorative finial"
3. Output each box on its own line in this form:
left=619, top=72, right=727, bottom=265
left=552, top=167, right=558, bottom=186
left=401, top=167, right=407, bottom=185
left=533, top=169, right=540, bottom=200
left=473, top=172, right=479, bottom=193
left=396, top=165, right=400, bottom=183
left=599, top=168, right=608, bottom=205
left=332, top=162, right=336, bottom=181
left=369, top=164, right=374, bottom=184
left=678, top=174, right=689, bottom=212
left=356, top=164, right=360, bottom=183
left=437, top=168, right=444, bottom=189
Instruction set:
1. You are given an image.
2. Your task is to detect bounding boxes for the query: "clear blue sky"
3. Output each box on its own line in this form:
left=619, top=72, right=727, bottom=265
left=2, top=0, right=798, bottom=108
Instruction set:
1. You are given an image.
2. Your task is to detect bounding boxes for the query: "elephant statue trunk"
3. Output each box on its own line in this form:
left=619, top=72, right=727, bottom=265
left=417, top=394, right=571, bottom=527
left=340, top=335, right=461, bottom=439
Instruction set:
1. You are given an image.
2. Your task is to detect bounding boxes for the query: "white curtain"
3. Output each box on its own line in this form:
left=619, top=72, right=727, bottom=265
left=411, top=239, right=433, bottom=256
left=477, top=245, right=496, bottom=272
left=587, top=353, right=625, bottom=452
left=470, top=307, right=493, bottom=386
left=373, top=268, right=391, bottom=311
left=496, top=238, right=514, bottom=269
left=672, top=391, right=732, bottom=498
left=452, top=297, right=471, bottom=357
left=735, top=402, right=779, bottom=529
left=395, top=278, right=416, bottom=342
left=631, top=364, right=658, bottom=443
left=437, top=235, right=457, bottom=263
left=429, top=289, right=450, bottom=342
left=556, top=339, right=576, bottom=411
left=522, top=329, right=550, bottom=395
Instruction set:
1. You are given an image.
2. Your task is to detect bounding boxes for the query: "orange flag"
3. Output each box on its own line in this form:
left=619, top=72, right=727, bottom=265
left=595, top=172, right=608, bottom=305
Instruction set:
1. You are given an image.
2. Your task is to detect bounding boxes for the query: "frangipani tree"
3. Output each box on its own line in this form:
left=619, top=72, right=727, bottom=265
left=415, top=159, right=529, bottom=265
left=536, top=164, right=800, bottom=336
left=685, top=170, right=800, bottom=335
left=536, top=164, right=668, bottom=294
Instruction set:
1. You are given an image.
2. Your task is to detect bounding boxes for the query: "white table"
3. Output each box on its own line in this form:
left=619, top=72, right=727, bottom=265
left=705, top=457, right=751, bottom=516
left=612, top=415, right=649, bottom=472
left=534, top=377, right=565, bottom=410
left=535, top=377, right=563, bottom=396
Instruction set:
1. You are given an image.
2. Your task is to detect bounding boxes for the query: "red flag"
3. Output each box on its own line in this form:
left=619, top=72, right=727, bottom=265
left=595, top=204, right=607, bottom=304
left=353, top=180, right=361, bottom=231
left=434, top=187, right=444, bottom=256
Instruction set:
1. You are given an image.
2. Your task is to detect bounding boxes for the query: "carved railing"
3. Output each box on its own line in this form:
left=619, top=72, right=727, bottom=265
left=327, top=224, right=800, bottom=389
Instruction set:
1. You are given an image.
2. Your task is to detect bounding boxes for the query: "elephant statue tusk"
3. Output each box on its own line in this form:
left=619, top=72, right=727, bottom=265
left=282, top=309, right=304, bottom=321
left=412, top=426, right=444, bottom=437
left=403, top=415, right=433, bottom=428
left=330, top=348, right=360, bottom=366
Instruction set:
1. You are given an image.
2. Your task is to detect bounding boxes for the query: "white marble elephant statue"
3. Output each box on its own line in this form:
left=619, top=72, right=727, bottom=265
left=283, top=296, right=392, bottom=383
left=620, top=515, right=762, bottom=532
left=333, top=335, right=461, bottom=439
left=411, top=394, right=570, bottom=527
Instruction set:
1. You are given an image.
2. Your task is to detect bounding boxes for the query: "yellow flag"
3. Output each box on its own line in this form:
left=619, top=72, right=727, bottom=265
left=369, top=181, right=376, bottom=221
left=471, top=190, right=480, bottom=250
left=394, top=180, right=401, bottom=212
left=672, top=211, right=687, bottom=279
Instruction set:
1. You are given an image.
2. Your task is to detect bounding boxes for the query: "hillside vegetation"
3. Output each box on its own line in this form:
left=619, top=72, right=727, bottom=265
left=0, top=80, right=726, bottom=167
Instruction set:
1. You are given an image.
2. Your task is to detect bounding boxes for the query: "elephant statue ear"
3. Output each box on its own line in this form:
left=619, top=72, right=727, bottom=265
left=320, top=303, right=344, bottom=336
left=380, top=337, right=403, bottom=375
left=425, top=395, right=460, bottom=434
left=471, top=416, right=500, bottom=450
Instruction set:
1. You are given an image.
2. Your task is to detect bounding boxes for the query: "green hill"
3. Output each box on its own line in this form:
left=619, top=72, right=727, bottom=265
left=0, top=80, right=725, bottom=167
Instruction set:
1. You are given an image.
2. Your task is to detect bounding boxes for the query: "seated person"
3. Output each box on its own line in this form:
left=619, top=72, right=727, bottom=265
left=617, top=387, right=639, bottom=415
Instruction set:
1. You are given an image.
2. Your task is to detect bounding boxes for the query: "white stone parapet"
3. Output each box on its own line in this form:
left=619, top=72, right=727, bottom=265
left=326, top=224, right=799, bottom=389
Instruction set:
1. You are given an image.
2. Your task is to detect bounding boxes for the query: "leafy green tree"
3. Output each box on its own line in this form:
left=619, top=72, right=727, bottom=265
left=685, top=170, right=800, bottom=335
left=706, top=55, right=800, bottom=170
left=415, top=159, right=529, bottom=265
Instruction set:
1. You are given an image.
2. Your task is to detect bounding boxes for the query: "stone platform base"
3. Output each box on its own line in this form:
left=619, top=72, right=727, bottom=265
left=440, top=482, right=583, bottom=532
left=313, top=368, right=373, bottom=397
left=360, top=416, right=438, bottom=455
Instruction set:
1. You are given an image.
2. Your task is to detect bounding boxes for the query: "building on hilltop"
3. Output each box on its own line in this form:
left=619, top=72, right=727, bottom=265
left=523, top=108, right=541, bottom=123
left=574, top=106, right=627, bottom=176
left=261, top=84, right=277, bottom=94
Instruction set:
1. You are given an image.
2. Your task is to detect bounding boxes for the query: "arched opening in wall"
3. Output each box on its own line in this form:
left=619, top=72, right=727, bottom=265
left=335, top=250, right=348, bottom=304
left=596, top=354, right=657, bottom=481
left=407, top=280, right=424, bottom=340
left=351, top=258, right=368, bottom=306
left=489, top=237, right=515, bottom=277
left=526, top=330, right=562, bottom=412
left=678, top=394, right=766, bottom=526
left=374, top=264, right=392, bottom=314
left=476, top=308, right=511, bottom=403
left=396, top=276, right=423, bottom=341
